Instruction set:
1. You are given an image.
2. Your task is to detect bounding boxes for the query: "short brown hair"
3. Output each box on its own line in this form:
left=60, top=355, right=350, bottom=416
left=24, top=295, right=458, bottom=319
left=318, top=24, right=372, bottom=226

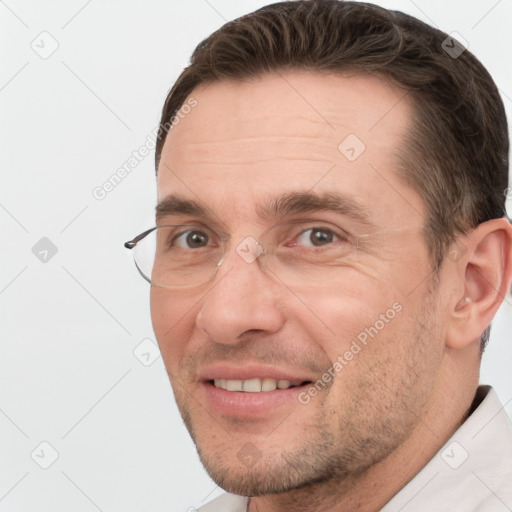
left=155, top=0, right=509, bottom=347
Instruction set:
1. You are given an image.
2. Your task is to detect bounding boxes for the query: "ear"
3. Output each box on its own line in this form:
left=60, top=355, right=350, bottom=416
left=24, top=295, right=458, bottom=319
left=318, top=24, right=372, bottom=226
left=445, top=217, right=512, bottom=350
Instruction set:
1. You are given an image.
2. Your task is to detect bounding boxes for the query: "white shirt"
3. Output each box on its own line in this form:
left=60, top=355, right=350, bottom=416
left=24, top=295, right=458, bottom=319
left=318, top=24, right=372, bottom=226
left=197, top=386, right=512, bottom=511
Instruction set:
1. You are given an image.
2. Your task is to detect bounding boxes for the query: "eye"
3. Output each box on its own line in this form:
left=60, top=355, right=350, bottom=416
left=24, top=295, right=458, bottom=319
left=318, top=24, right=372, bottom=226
left=294, top=227, right=340, bottom=247
left=173, top=229, right=211, bottom=249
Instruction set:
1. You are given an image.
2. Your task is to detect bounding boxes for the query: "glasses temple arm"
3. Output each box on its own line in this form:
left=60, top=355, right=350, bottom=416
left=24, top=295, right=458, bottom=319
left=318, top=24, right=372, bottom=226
left=124, top=226, right=157, bottom=249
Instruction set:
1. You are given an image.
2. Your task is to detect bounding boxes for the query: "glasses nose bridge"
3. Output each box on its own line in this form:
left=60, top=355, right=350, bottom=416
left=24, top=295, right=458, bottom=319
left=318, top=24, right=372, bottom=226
left=214, top=231, right=269, bottom=275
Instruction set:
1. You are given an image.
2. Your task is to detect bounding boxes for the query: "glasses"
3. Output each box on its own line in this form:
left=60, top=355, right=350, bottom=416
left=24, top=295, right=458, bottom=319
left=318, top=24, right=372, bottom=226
left=124, top=220, right=404, bottom=290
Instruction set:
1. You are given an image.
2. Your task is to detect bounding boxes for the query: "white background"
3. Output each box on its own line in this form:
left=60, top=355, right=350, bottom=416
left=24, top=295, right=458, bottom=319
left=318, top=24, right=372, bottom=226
left=1, top=0, right=511, bottom=510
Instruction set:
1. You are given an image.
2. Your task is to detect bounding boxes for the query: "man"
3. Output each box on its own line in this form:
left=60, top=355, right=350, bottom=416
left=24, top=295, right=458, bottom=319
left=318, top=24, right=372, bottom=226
left=125, top=1, right=512, bottom=510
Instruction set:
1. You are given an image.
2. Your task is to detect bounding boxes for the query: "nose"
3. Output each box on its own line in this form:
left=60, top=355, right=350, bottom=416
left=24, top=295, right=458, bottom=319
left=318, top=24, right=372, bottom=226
left=195, top=246, right=286, bottom=345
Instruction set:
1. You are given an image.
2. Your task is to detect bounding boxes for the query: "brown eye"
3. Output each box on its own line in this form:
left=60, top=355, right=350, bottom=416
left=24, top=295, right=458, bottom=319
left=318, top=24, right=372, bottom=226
left=174, top=230, right=210, bottom=249
left=296, top=228, right=337, bottom=247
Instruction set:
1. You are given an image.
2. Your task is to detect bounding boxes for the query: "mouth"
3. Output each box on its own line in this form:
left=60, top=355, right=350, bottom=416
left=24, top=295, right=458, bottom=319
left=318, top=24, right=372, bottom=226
left=197, top=364, right=317, bottom=417
left=199, top=371, right=315, bottom=418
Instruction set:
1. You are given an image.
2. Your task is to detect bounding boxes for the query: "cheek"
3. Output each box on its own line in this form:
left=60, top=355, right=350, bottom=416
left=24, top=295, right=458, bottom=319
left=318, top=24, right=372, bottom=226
left=295, top=278, right=419, bottom=394
left=298, top=280, right=404, bottom=349
left=150, top=287, right=197, bottom=365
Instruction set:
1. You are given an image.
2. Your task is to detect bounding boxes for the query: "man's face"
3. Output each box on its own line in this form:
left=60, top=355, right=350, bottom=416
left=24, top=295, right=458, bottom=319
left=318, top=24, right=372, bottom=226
left=151, top=71, right=447, bottom=495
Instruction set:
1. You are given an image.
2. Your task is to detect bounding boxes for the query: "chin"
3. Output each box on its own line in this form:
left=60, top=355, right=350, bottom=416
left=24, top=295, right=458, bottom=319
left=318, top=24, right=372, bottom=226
left=191, top=424, right=373, bottom=497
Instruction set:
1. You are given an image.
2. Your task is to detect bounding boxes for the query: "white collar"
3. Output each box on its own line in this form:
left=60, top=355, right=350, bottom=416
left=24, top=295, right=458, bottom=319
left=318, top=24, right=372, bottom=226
left=383, top=385, right=512, bottom=511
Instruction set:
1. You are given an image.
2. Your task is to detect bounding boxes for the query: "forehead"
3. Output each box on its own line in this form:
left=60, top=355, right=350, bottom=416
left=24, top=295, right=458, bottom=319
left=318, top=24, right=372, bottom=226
left=157, top=70, right=424, bottom=229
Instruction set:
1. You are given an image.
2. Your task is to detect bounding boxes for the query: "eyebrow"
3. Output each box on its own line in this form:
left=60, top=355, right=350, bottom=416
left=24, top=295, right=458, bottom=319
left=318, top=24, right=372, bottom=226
left=155, top=191, right=373, bottom=227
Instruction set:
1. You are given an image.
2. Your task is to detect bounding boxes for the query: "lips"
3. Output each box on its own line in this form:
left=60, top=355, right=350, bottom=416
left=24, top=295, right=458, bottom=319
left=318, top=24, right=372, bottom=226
left=197, top=364, right=315, bottom=417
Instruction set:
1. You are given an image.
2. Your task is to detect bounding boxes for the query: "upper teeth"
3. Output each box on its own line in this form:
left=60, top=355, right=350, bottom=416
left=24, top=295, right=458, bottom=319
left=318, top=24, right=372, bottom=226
left=213, top=378, right=301, bottom=392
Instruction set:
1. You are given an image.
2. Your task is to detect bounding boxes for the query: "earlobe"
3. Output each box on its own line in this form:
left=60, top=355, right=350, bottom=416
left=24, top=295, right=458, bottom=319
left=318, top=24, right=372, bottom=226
left=445, top=218, right=512, bottom=350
